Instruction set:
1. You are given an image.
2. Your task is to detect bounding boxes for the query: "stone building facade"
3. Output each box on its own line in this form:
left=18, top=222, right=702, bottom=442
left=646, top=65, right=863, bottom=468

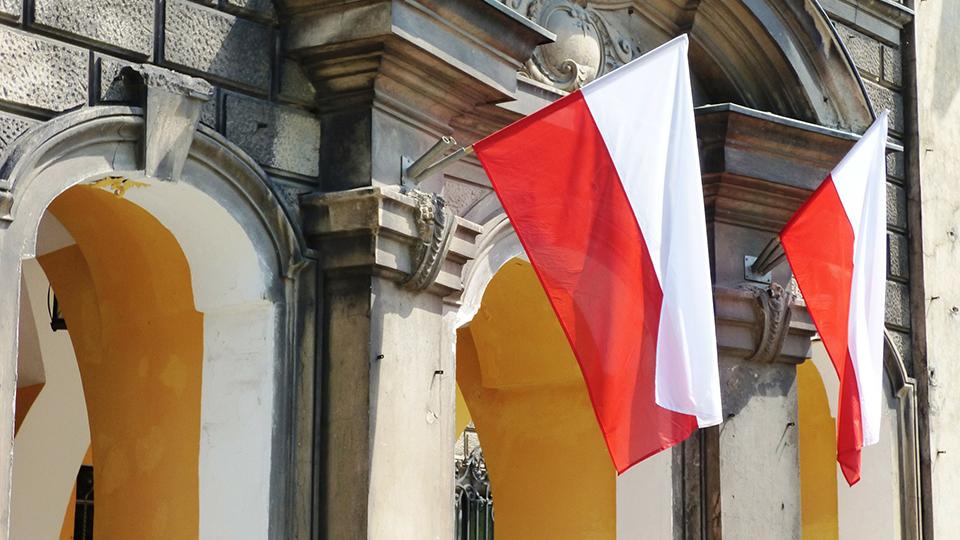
left=0, top=0, right=953, bottom=538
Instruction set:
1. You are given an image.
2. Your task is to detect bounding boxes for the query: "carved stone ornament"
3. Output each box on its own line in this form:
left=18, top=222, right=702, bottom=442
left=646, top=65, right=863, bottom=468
left=500, top=0, right=641, bottom=91
left=402, top=190, right=456, bottom=291
left=744, top=282, right=796, bottom=363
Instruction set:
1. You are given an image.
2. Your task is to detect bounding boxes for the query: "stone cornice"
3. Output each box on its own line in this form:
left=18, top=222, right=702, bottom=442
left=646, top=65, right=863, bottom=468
left=696, top=104, right=859, bottom=233
left=698, top=104, right=860, bottom=364
left=302, top=186, right=481, bottom=295
left=285, top=0, right=553, bottom=116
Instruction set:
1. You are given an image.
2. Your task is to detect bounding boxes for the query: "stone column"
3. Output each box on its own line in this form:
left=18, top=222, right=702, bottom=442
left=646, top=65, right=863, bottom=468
left=692, top=104, right=859, bottom=539
left=287, top=2, right=551, bottom=537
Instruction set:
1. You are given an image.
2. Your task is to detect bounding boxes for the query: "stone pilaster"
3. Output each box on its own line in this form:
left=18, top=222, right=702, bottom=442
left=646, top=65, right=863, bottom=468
left=302, top=186, right=479, bottom=538
left=287, top=3, right=549, bottom=537
left=685, top=104, right=867, bottom=539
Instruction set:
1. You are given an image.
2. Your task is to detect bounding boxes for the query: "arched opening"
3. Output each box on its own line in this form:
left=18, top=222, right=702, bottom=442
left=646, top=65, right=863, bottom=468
left=1, top=107, right=307, bottom=539
left=456, top=258, right=615, bottom=538
left=798, top=340, right=908, bottom=540
left=455, top=257, right=677, bottom=539
left=15, top=184, right=204, bottom=537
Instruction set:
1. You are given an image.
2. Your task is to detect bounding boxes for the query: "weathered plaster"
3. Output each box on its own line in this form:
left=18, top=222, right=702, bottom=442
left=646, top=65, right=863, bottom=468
left=917, top=2, right=960, bottom=537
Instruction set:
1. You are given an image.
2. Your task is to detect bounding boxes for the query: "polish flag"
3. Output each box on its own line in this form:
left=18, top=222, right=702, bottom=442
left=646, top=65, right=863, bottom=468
left=473, top=35, right=722, bottom=473
left=780, top=113, right=889, bottom=485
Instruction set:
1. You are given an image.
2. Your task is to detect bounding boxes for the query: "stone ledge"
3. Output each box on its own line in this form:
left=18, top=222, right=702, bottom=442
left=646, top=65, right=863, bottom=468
left=286, top=0, right=553, bottom=114
left=821, top=0, right=912, bottom=44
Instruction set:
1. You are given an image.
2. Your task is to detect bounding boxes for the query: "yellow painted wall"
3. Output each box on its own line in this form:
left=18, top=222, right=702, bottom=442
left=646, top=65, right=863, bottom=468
left=457, top=259, right=615, bottom=539
left=455, top=386, right=472, bottom=437
left=798, top=360, right=840, bottom=540
left=38, top=186, right=202, bottom=539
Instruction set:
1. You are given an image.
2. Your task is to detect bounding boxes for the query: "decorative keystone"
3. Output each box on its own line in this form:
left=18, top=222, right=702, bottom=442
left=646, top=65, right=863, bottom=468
left=131, top=65, right=214, bottom=181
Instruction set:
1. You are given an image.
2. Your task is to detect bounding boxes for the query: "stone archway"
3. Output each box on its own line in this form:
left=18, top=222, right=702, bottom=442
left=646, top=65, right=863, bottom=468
left=455, top=212, right=678, bottom=539
left=0, top=97, right=314, bottom=539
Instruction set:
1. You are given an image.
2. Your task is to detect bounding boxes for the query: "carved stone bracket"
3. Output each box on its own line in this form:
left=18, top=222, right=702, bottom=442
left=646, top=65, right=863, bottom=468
left=743, top=282, right=795, bottom=363
left=302, top=186, right=480, bottom=296
left=401, top=190, right=457, bottom=291
left=500, top=0, right=641, bottom=91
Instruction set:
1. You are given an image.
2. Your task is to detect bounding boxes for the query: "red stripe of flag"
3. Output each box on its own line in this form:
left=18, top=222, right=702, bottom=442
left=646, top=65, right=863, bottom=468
left=475, top=90, right=698, bottom=473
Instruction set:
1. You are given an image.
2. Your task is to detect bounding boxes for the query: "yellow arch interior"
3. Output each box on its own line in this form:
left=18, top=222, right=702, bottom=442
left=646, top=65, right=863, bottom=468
left=798, top=359, right=840, bottom=540
left=456, top=258, right=615, bottom=539
left=37, top=185, right=203, bottom=539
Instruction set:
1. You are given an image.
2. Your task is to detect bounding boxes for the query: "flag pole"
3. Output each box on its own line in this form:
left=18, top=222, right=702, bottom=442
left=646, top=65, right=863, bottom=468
left=405, top=136, right=459, bottom=180
left=406, top=143, right=475, bottom=183
left=750, top=235, right=786, bottom=276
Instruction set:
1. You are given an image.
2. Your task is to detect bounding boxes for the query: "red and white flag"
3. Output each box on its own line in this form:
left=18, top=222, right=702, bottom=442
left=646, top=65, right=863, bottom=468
left=781, top=113, right=889, bottom=485
left=473, top=35, right=722, bottom=473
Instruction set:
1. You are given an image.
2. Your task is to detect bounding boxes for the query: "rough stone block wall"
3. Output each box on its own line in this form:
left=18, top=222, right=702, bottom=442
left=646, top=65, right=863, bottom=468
left=827, top=0, right=913, bottom=374
left=0, top=0, right=319, bottom=215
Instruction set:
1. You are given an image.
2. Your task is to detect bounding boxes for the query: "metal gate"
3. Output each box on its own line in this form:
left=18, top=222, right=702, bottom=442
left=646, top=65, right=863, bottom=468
left=455, top=441, right=493, bottom=539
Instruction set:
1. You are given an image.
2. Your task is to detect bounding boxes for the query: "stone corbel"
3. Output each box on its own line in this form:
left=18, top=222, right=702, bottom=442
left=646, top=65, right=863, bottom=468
left=402, top=190, right=458, bottom=291
left=302, top=186, right=480, bottom=296
left=714, top=284, right=815, bottom=364
left=131, top=65, right=214, bottom=181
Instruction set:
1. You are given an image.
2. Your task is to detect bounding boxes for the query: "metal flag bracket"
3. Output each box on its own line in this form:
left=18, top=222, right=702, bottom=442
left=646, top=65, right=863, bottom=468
left=402, top=136, right=475, bottom=187
left=745, top=235, right=786, bottom=283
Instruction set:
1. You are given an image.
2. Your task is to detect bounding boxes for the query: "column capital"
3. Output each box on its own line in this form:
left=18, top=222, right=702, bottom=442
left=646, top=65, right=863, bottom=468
left=302, top=186, right=481, bottom=296
left=697, top=103, right=860, bottom=364
left=714, top=284, right=816, bottom=364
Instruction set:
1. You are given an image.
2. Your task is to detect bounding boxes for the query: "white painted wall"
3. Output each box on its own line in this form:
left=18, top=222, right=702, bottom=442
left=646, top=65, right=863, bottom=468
left=10, top=259, right=90, bottom=540
left=617, top=450, right=674, bottom=540
left=124, top=178, right=278, bottom=540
